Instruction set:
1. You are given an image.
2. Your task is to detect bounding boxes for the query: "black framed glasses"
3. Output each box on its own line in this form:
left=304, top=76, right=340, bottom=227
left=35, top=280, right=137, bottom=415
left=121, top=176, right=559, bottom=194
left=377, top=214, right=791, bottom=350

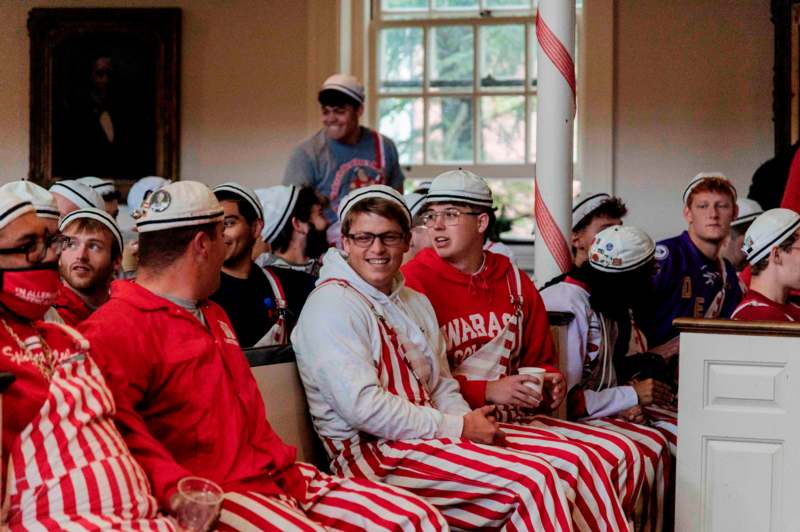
left=345, top=231, right=406, bottom=248
left=420, top=208, right=482, bottom=228
left=0, top=234, right=67, bottom=263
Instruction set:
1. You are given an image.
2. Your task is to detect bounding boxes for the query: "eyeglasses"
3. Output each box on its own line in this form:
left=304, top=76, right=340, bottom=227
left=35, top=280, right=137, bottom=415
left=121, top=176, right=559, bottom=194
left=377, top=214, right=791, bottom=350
left=345, top=231, right=406, bottom=248
left=0, top=234, right=68, bottom=263
left=420, top=208, right=482, bottom=228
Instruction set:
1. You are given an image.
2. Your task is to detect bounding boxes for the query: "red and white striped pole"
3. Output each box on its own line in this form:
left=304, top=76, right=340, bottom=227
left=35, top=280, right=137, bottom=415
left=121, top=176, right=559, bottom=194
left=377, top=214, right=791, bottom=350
left=533, top=0, right=576, bottom=285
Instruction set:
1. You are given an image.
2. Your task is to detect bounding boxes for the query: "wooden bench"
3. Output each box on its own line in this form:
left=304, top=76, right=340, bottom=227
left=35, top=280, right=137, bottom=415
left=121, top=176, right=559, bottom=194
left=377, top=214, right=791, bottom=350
left=674, top=318, right=800, bottom=532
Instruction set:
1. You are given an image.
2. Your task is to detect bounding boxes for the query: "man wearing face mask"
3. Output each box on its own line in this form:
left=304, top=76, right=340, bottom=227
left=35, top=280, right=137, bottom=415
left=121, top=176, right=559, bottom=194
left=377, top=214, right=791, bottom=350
left=255, top=185, right=330, bottom=276
left=210, top=182, right=316, bottom=347
left=0, top=189, right=175, bottom=529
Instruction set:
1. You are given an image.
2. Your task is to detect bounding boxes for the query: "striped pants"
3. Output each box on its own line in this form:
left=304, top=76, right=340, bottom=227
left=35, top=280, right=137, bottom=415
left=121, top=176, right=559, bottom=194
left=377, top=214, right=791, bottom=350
left=584, top=418, right=672, bottom=532
left=217, top=462, right=446, bottom=531
left=644, top=407, right=678, bottom=456
left=499, top=422, right=630, bottom=531
left=326, top=436, right=574, bottom=531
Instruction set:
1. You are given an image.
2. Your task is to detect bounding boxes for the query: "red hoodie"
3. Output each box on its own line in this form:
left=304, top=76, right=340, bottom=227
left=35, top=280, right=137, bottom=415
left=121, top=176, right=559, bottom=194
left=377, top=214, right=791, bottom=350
left=402, top=248, right=558, bottom=409
left=52, top=282, right=93, bottom=326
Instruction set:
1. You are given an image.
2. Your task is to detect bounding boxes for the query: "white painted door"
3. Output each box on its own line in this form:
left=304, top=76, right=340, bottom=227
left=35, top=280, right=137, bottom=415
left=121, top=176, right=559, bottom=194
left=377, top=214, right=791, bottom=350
left=676, top=332, right=800, bottom=532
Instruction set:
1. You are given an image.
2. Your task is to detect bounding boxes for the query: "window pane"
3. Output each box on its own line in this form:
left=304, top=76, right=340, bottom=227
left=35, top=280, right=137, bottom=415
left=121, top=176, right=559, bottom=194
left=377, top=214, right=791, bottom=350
left=485, top=0, right=531, bottom=8
left=480, top=96, right=525, bottom=163
left=382, top=0, right=427, bottom=11
left=428, top=97, right=473, bottom=164
left=528, top=94, right=537, bottom=162
left=486, top=178, right=534, bottom=239
left=430, top=26, right=473, bottom=92
left=433, top=0, right=478, bottom=10
left=480, top=24, right=525, bottom=90
left=379, top=28, right=424, bottom=93
left=378, top=98, right=424, bottom=165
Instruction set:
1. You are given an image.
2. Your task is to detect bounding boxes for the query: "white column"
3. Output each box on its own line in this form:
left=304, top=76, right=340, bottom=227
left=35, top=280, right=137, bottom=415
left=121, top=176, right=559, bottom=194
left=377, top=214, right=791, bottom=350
left=533, top=0, right=576, bottom=285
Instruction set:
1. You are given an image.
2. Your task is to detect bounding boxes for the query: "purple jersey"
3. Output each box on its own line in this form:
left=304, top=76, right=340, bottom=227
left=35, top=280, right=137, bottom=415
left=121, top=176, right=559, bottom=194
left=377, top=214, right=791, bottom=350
left=637, top=231, right=742, bottom=346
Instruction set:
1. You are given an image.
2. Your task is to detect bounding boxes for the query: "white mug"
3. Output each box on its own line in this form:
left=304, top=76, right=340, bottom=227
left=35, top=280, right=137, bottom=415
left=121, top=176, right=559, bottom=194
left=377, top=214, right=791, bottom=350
left=517, top=367, right=546, bottom=395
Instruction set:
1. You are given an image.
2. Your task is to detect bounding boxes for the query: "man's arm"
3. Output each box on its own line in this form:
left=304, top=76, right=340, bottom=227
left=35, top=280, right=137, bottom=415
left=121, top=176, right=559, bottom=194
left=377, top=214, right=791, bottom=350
left=282, top=145, right=317, bottom=187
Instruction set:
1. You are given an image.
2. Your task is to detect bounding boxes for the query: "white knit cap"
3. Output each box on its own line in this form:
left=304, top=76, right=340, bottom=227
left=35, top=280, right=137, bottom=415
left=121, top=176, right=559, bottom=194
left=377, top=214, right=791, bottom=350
left=404, top=193, right=427, bottom=219
left=135, top=181, right=223, bottom=233
left=127, top=176, right=169, bottom=212
left=76, top=176, right=116, bottom=197
left=49, top=180, right=105, bottom=210
left=682, top=172, right=737, bottom=205
left=589, top=225, right=655, bottom=273
left=0, top=190, right=34, bottom=231
left=0, top=181, right=59, bottom=220
left=742, top=208, right=800, bottom=265
left=212, top=182, right=264, bottom=221
left=338, top=185, right=411, bottom=227
left=320, top=73, right=365, bottom=105
left=572, top=192, right=611, bottom=229
left=732, top=198, right=763, bottom=227
left=59, top=207, right=123, bottom=254
left=425, top=169, right=493, bottom=209
left=256, top=185, right=300, bottom=244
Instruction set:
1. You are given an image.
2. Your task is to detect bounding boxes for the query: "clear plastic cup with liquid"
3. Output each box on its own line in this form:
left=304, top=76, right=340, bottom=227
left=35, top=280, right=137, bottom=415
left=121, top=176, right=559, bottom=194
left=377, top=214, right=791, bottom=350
left=174, top=476, right=224, bottom=532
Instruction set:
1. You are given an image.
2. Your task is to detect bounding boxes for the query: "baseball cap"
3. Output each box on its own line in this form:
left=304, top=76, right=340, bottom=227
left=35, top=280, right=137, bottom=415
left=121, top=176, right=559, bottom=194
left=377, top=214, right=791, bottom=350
left=76, top=176, right=116, bottom=198
left=425, top=169, right=494, bottom=209
left=682, top=172, right=737, bottom=206
left=404, top=193, right=427, bottom=219
left=338, top=184, right=411, bottom=227
left=742, top=208, right=800, bottom=265
left=572, top=192, right=611, bottom=229
left=59, top=207, right=123, bottom=254
left=732, top=198, right=763, bottom=227
left=135, top=181, right=223, bottom=233
left=589, top=225, right=655, bottom=273
left=0, top=181, right=59, bottom=220
left=212, top=182, right=264, bottom=221
left=320, top=74, right=365, bottom=105
left=127, top=176, right=170, bottom=214
left=0, top=190, right=34, bottom=231
left=257, top=185, right=300, bottom=244
left=49, top=180, right=105, bottom=210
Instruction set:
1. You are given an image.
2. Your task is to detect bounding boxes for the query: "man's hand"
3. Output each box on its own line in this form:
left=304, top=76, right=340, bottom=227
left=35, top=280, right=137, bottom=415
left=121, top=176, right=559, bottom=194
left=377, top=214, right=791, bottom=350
left=618, top=405, right=646, bottom=424
left=649, top=336, right=680, bottom=359
left=543, top=372, right=566, bottom=409
left=462, top=405, right=507, bottom=445
left=485, top=375, right=542, bottom=408
left=632, top=378, right=674, bottom=406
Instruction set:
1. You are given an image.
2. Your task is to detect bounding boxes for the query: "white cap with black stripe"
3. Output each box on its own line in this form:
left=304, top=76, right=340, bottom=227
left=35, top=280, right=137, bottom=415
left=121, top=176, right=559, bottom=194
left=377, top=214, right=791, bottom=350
left=0, top=181, right=59, bottom=220
left=682, top=172, right=737, bottom=206
left=338, top=184, right=411, bottom=227
left=212, top=182, right=264, bottom=221
left=732, top=198, right=763, bottom=227
left=742, top=208, right=800, bottom=265
left=59, top=208, right=123, bottom=254
left=572, top=192, right=611, bottom=229
left=135, top=181, right=223, bottom=233
left=77, top=176, right=116, bottom=197
left=49, top=180, right=104, bottom=210
left=424, top=169, right=494, bottom=209
left=256, top=185, right=300, bottom=244
left=589, top=225, right=655, bottom=273
left=0, top=190, right=34, bottom=231
left=404, top=193, right=427, bottom=219
left=320, top=73, right=365, bottom=105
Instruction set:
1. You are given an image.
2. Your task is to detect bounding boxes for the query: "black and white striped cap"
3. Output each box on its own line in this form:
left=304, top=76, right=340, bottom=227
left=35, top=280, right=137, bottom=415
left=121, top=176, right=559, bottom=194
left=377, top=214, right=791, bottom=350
left=424, top=169, right=494, bottom=209
left=404, top=192, right=427, bottom=219
left=49, top=180, right=104, bottom=211
left=212, top=182, right=264, bottom=221
left=682, top=172, right=737, bottom=205
left=320, top=74, right=365, bottom=104
left=59, top=207, right=123, bottom=253
left=135, top=181, right=223, bottom=233
left=742, top=208, right=800, bottom=265
left=572, top=192, right=611, bottom=229
left=732, top=198, right=763, bottom=227
left=0, top=189, right=34, bottom=231
left=256, top=185, right=300, bottom=244
left=338, top=185, right=411, bottom=226
left=77, top=176, right=116, bottom=197
left=0, top=180, right=59, bottom=220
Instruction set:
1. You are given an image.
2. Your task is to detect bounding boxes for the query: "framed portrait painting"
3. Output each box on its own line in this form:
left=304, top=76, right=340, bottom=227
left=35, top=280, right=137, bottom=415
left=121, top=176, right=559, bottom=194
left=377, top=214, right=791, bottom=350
left=28, top=8, right=181, bottom=188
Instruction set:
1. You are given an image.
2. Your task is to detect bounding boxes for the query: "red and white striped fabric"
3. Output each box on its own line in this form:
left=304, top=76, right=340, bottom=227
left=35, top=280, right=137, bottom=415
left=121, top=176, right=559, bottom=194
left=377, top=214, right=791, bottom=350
left=218, top=462, right=447, bottom=531
left=4, top=324, right=174, bottom=531
left=644, top=407, right=678, bottom=457
left=315, top=280, right=574, bottom=531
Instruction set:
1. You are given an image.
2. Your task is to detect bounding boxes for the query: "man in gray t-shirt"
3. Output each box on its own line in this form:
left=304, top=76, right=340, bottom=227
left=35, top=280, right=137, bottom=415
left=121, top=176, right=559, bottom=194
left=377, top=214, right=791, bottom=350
left=282, top=73, right=404, bottom=237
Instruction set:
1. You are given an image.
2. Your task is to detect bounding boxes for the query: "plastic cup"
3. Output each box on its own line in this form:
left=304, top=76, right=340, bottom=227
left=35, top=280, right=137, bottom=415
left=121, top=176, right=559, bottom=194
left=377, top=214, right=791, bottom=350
left=517, top=367, right=546, bottom=395
left=174, top=476, right=224, bottom=532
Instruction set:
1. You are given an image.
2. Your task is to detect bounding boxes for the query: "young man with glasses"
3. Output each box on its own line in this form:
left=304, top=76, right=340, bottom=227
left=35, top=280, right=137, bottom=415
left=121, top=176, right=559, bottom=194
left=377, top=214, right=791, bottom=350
left=732, top=208, right=800, bottom=321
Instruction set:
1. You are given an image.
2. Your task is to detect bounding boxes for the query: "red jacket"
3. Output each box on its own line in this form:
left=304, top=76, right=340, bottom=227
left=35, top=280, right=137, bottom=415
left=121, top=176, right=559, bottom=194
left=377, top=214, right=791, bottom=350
left=402, top=248, right=558, bottom=408
left=732, top=289, right=800, bottom=322
left=52, top=282, right=93, bottom=326
left=80, top=280, right=299, bottom=507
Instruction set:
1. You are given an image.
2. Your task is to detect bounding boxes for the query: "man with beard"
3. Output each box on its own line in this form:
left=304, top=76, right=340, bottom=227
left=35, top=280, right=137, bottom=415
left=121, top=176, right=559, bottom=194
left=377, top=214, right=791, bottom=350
left=636, top=173, right=742, bottom=354
left=255, top=185, right=330, bottom=276
left=54, top=208, right=123, bottom=326
left=210, top=182, right=316, bottom=347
